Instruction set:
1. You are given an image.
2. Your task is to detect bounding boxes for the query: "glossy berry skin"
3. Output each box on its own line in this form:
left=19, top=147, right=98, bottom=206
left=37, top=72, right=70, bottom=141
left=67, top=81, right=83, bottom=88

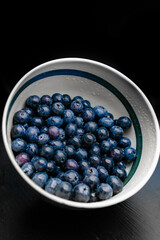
left=21, top=162, right=34, bottom=177
left=118, top=137, right=131, bottom=148
left=107, top=175, right=123, bottom=195
left=74, top=117, right=84, bottom=128
left=65, top=159, right=79, bottom=171
left=110, top=126, right=124, bottom=140
left=64, top=170, right=80, bottom=186
left=96, top=127, right=109, bottom=141
left=40, top=126, right=48, bottom=134
left=116, top=161, right=126, bottom=169
left=83, top=175, right=100, bottom=190
left=78, top=159, right=90, bottom=173
left=12, top=138, right=27, bottom=153
left=36, top=133, right=50, bottom=146
left=98, top=117, right=114, bottom=129
left=52, top=102, right=65, bottom=115
left=13, top=110, right=30, bottom=124
left=45, top=177, right=62, bottom=194
left=112, top=166, right=127, bottom=181
left=75, top=148, right=88, bottom=161
left=57, top=128, right=65, bottom=141
left=46, top=161, right=56, bottom=174
left=62, top=94, right=71, bottom=107
left=46, top=116, right=63, bottom=127
left=49, top=140, right=64, bottom=151
left=26, top=95, right=41, bottom=109
left=48, top=126, right=60, bottom=139
left=72, top=96, right=83, bottom=102
left=65, top=123, right=77, bottom=137
left=89, top=155, right=101, bottom=167
left=124, top=147, right=137, bottom=163
left=82, top=133, right=96, bottom=146
left=100, top=140, right=111, bottom=153
left=96, top=183, right=113, bottom=200
left=26, top=143, right=39, bottom=157
left=33, top=156, right=47, bottom=172
left=70, top=100, right=83, bottom=114
left=82, top=108, right=95, bottom=122
left=41, top=95, right=53, bottom=106
left=23, top=107, right=35, bottom=117
left=97, top=166, right=109, bottom=182
left=37, top=104, right=51, bottom=118
left=52, top=93, right=63, bottom=102
left=101, top=157, right=115, bottom=173
left=110, top=147, right=123, bottom=162
left=16, top=152, right=30, bottom=166
left=93, top=106, right=108, bottom=118
left=72, top=183, right=90, bottom=202
left=84, top=121, right=98, bottom=133
left=26, top=126, right=40, bottom=142
left=64, top=145, right=75, bottom=158
left=55, top=181, right=72, bottom=200
left=39, top=144, right=54, bottom=160
left=89, top=144, right=101, bottom=156
left=29, top=117, right=44, bottom=128
left=84, top=167, right=98, bottom=177
left=67, top=135, right=82, bottom=148
left=11, top=124, right=26, bottom=139
left=82, top=100, right=91, bottom=108
left=117, top=116, right=132, bottom=129
left=76, top=128, right=85, bottom=138
left=32, top=172, right=48, bottom=188
left=54, top=150, right=67, bottom=165
left=107, top=138, right=117, bottom=149
left=63, top=109, right=75, bottom=123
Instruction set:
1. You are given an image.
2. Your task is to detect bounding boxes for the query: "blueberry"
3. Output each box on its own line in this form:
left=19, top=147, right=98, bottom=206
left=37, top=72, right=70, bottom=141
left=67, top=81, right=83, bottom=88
left=82, top=133, right=96, bottom=146
left=76, top=128, right=85, bottom=138
left=54, top=150, right=67, bottom=165
left=32, top=172, right=48, bottom=188
left=48, top=126, right=60, bottom=139
left=89, top=144, right=101, bottom=156
left=26, top=143, right=39, bottom=157
left=37, top=104, right=51, bottom=118
left=57, top=128, right=65, bottom=141
left=72, top=96, right=83, bottom=102
left=64, top=170, right=80, bottom=186
left=70, top=100, right=83, bottom=114
left=74, top=117, right=84, bottom=128
left=124, top=147, right=137, bottom=163
left=29, top=117, right=44, bottom=128
left=84, top=167, right=98, bottom=177
left=83, top=175, right=100, bottom=190
left=67, top=135, right=82, bottom=148
left=116, top=161, right=127, bottom=169
left=40, top=126, right=49, bottom=134
left=110, top=147, right=123, bottom=162
left=84, top=121, right=98, bottom=133
left=98, top=117, right=114, bottom=129
left=112, top=166, right=127, bottom=181
left=100, top=140, right=111, bottom=153
left=107, top=175, right=123, bottom=195
left=75, top=148, right=88, bottom=161
left=33, top=156, right=47, bottom=172
left=63, top=109, right=75, bottom=123
left=89, top=155, right=101, bottom=167
left=46, top=161, right=56, bottom=174
left=82, top=107, right=95, bottom=122
left=41, top=95, right=53, bottom=106
left=93, top=106, right=108, bottom=118
left=46, top=116, right=63, bottom=127
left=52, top=93, right=63, bottom=102
left=16, top=152, right=30, bottom=166
left=26, top=95, right=41, bottom=109
left=78, top=159, right=90, bottom=173
left=89, top=192, right=98, bottom=202
left=110, top=126, right=124, bottom=140
left=117, top=116, right=132, bottom=129
left=21, top=162, right=34, bottom=177
left=107, top=138, right=118, bottom=149
left=23, top=107, right=35, bottom=117
left=26, top=126, right=40, bottom=142
left=13, top=110, right=30, bottom=124
left=49, top=140, right=64, bottom=151
left=118, top=137, right=131, bottom=148
left=62, top=94, right=71, bottom=107
left=82, top=100, right=91, bottom=108
left=36, top=133, right=50, bottom=146
left=12, top=138, right=27, bottom=153
left=65, top=123, right=77, bottom=137
left=96, top=127, right=109, bottom=141
left=96, top=183, right=113, bottom=200
left=64, top=145, right=76, bottom=158
left=65, top=159, right=79, bottom=171
left=55, top=181, right=72, bottom=200
left=72, top=183, right=90, bottom=202
left=45, top=177, right=62, bottom=194
left=97, top=166, right=109, bottom=182
left=52, top=102, right=65, bottom=115
left=101, top=157, right=115, bottom=173
left=39, top=144, right=54, bottom=160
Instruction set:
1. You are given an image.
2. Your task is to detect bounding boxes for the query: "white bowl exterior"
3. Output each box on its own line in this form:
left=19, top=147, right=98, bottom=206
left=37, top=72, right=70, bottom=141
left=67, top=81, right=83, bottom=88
left=2, top=58, right=160, bottom=209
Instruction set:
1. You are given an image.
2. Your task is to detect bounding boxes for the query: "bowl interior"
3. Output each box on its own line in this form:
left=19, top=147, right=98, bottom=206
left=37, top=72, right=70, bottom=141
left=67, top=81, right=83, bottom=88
left=3, top=58, right=160, bottom=208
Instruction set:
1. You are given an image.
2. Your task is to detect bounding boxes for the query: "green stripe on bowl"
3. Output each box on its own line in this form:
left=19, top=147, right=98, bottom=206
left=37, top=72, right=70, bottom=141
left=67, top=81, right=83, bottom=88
left=7, top=69, right=143, bottom=185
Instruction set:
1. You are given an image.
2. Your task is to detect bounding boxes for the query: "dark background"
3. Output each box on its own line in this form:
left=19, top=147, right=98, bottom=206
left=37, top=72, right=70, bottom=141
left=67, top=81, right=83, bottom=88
left=1, top=2, right=160, bottom=240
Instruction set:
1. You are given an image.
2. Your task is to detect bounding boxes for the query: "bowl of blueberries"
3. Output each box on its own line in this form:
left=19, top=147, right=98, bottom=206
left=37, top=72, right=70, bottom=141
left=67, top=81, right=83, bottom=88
left=2, top=58, right=160, bottom=209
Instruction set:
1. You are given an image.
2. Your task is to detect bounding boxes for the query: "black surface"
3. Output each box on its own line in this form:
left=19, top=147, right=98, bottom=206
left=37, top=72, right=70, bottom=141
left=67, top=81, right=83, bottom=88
left=1, top=2, right=160, bottom=240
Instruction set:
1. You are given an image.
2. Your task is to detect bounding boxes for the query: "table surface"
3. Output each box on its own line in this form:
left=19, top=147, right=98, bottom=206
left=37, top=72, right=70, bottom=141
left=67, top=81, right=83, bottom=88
left=1, top=3, right=160, bottom=240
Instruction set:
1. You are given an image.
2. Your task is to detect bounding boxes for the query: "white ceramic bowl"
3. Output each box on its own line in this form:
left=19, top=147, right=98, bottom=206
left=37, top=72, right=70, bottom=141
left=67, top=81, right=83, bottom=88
left=2, top=58, right=160, bottom=209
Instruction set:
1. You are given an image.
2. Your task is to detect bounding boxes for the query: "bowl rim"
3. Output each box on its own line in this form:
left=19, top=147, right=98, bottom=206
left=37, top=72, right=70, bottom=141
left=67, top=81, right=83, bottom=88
left=2, top=57, right=160, bottom=209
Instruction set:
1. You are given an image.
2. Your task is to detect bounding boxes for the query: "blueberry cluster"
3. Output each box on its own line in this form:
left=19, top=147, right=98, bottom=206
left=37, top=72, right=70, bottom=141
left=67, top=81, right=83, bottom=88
left=11, top=93, right=137, bottom=203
